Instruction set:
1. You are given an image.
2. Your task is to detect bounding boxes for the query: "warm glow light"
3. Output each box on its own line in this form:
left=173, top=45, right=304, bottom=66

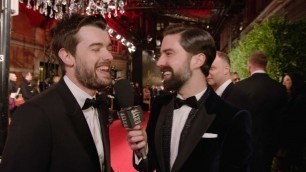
left=106, top=27, right=136, bottom=53
left=19, top=0, right=136, bottom=53
left=20, top=0, right=127, bottom=20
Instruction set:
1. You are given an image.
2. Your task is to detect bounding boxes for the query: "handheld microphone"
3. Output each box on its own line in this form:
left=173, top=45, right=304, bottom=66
left=114, top=79, right=147, bottom=159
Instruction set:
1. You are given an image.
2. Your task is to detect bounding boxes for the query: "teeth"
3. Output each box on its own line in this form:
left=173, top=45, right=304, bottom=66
left=164, top=71, right=171, bottom=76
left=98, top=66, right=109, bottom=72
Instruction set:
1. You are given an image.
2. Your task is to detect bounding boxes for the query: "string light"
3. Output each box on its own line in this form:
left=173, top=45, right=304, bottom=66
left=19, top=0, right=136, bottom=52
left=106, top=27, right=136, bottom=53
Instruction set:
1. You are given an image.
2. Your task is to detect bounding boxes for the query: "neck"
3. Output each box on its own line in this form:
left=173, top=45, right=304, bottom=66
left=178, top=71, right=207, bottom=99
left=65, top=73, right=96, bottom=96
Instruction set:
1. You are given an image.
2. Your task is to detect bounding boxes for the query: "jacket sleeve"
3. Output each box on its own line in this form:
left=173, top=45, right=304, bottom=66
left=220, top=109, right=252, bottom=172
left=0, top=102, right=52, bottom=172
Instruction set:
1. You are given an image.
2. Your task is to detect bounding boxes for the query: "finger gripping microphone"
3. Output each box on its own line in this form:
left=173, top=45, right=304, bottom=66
left=114, top=79, right=147, bottom=159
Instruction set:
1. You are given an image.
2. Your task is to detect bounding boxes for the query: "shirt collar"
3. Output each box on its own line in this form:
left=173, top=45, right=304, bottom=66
left=177, top=87, right=207, bottom=101
left=63, top=75, right=95, bottom=109
left=215, top=79, right=232, bottom=96
left=251, top=70, right=265, bottom=75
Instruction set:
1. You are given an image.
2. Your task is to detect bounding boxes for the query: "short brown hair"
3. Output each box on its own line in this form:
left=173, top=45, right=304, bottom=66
left=49, top=14, right=108, bottom=72
left=216, top=51, right=230, bottom=66
left=248, top=51, right=268, bottom=68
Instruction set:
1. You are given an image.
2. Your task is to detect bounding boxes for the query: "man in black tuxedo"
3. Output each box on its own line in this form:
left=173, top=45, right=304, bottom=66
left=0, top=14, right=114, bottom=172
left=207, top=51, right=248, bottom=108
left=235, top=51, right=288, bottom=172
left=126, top=24, right=252, bottom=171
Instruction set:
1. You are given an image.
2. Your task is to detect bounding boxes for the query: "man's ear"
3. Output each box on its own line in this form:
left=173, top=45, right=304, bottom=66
left=191, top=53, right=206, bottom=70
left=58, top=48, right=74, bottom=67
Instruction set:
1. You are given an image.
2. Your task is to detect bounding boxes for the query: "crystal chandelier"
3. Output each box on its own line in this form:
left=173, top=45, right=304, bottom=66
left=19, top=0, right=126, bottom=20
left=19, top=0, right=136, bottom=53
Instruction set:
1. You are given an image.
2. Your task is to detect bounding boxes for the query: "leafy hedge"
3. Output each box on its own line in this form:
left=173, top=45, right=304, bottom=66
left=229, top=15, right=306, bottom=80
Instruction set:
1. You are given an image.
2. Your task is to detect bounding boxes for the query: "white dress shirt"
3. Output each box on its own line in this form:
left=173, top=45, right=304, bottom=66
left=215, top=79, right=232, bottom=96
left=64, top=76, right=104, bottom=171
left=251, top=70, right=265, bottom=75
left=170, top=88, right=207, bottom=169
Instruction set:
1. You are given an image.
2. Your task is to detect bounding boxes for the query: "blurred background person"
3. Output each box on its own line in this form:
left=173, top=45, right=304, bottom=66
left=274, top=73, right=306, bottom=172
left=133, top=82, right=142, bottom=106
left=207, top=51, right=248, bottom=108
left=142, top=84, right=151, bottom=111
left=8, top=72, right=18, bottom=94
left=20, top=71, right=38, bottom=101
left=231, top=71, right=240, bottom=84
left=235, top=51, right=288, bottom=172
left=8, top=72, right=19, bottom=117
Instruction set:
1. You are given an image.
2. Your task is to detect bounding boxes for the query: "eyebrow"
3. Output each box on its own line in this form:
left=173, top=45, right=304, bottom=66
left=89, top=42, right=112, bottom=48
left=161, top=48, right=174, bottom=54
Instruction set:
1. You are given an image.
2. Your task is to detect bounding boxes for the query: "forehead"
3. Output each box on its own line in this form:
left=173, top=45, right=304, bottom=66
left=160, top=33, right=183, bottom=52
left=76, top=25, right=111, bottom=45
left=284, top=75, right=291, bottom=80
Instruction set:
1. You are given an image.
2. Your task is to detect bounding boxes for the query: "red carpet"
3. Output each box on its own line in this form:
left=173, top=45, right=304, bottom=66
left=110, top=112, right=149, bottom=172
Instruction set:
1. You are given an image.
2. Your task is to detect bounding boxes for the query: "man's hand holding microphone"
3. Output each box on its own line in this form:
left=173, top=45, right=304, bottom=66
left=114, top=79, right=149, bottom=171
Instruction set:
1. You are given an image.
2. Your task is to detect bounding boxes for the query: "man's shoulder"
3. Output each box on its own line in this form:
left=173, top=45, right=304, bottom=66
left=208, top=92, right=251, bottom=123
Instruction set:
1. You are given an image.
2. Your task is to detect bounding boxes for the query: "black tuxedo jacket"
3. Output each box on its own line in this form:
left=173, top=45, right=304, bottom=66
left=221, top=82, right=250, bottom=109
left=235, top=73, right=287, bottom=171
left=0, top=79, right=112, bottom=172
left=136, top=86, right=252, bottom=172
left=235, top=73, right=287, bottom=146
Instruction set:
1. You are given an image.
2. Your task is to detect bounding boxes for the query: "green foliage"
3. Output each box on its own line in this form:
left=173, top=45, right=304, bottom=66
left=229, top=15, right=306, bottom=80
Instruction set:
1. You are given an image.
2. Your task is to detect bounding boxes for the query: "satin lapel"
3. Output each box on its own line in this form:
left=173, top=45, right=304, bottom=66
left=98, top=104, right=111, bottom=172
left=172, top=103, right=216, bottom=171
left=56, top=79, right=101, bottom=171
left=154, top=98, right=175, bottom=172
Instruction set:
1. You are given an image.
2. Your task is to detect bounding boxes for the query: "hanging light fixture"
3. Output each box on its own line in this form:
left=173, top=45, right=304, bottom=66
left=20, top=0, right=126, bottom=20
left=19, top=0, right=136, bottom=52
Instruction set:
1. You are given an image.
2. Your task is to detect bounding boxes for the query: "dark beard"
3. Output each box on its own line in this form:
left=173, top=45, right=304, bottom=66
left=163, top=74, right=185, bottom=92
left=162, top=61, right=191, bottom=92
left=75, top=61, right=112, bottom=90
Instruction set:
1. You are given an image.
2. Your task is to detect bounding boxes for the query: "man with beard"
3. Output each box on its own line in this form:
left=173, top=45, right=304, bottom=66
left=0, top=14, right=114, bottom=172
left=126, top=24, right=252, bottom=172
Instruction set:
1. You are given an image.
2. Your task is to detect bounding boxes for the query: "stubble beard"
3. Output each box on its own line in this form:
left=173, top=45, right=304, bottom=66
left=75, top=60, right=112, bottom=90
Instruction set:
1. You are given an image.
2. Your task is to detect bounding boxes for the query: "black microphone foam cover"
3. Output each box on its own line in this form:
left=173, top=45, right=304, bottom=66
left=114, top=79, right=134, bottom=108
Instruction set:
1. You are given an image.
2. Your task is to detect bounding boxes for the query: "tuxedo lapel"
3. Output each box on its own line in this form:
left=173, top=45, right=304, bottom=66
left=172, top=89, right=216, bottom=172
left=172, top=107, right=216, bottom=171
left=56, top=79, right=101, bottom=171
left=97, top=95, right=112, bottom=172
left=155, top=97, right=175, bottom=172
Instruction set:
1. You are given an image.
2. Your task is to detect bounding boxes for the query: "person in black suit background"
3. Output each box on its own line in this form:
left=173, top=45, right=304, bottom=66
left=207, top=51, right=248, bottom=108
left=274, top=73, right=306, bottom=172
left=20, top=71, right=38, bottom=101
left=235, top=51, right=288, bottom=172
left=0, top=14, right=114, bottom=172
left=126, top=24, right=252, bottom=172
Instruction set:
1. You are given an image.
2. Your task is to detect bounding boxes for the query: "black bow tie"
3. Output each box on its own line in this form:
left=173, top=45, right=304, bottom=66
left=82, top=98, right=102, bottom=110
left=174, top=96, right=198, bottom=109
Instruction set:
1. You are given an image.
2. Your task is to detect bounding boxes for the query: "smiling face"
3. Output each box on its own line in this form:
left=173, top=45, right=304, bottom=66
left=74, top=26, right=113, bottom=90
left=156, top=33, right=192, bottom=91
